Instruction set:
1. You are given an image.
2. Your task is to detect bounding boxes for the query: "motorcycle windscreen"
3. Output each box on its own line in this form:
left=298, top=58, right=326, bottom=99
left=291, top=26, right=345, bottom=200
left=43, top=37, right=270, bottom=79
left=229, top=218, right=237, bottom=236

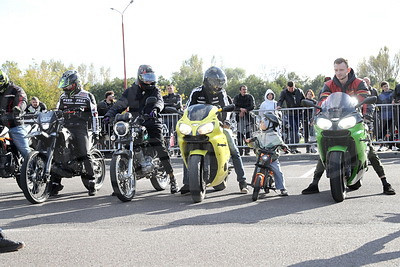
left=321, top=92, right=358, bottom=118
left=187, top=104, right=214, bottom=121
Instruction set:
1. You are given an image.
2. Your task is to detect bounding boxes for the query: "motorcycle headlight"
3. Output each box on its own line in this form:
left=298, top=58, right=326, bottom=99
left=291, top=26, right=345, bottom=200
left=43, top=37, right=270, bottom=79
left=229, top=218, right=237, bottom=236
left=316, top=118, right=332, bottom=130
left=41, top=123, right=50, bottom=130
left=113, top=121, right=129, bottom=137
left=197, top=122, right=214, bottom=135
left=338, top=116, right=357, bottom=129
left=179, top=123, right=192, bottom=135
left=261, top=154, right=270, bottom=162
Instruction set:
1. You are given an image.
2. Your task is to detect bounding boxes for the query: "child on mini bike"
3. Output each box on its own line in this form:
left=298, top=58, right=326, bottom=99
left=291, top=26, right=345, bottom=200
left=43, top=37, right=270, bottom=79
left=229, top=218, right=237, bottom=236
left=245, top=112, right=289, bottom=198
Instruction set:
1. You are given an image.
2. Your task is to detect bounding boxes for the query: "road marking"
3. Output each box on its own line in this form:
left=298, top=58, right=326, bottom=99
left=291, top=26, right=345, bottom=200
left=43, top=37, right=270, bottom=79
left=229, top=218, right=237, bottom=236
left=300, top=167, right=316, bottom=178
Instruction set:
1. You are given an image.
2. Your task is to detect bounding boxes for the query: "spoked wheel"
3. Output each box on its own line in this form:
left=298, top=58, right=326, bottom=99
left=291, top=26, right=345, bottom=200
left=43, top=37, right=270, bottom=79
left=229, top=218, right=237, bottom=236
left=188, top=155, right=206, bottom=203
left=150, top=159, right=169, bottom=191
left=252, top=175, right=263, bottom=201
left=110, top=154, right=136, bottom=202
left=329, top=151, right=346, bottom=202
left=20, top=151, right=51, bottom=204
left=81, top=149, right=106, bottom=190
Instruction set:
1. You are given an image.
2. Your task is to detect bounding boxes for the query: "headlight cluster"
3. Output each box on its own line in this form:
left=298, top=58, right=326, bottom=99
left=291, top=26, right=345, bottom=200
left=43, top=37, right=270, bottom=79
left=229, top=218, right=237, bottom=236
left=179, top=123, right=192, bottom=135
left=316, top=116, right=357, bottom=130
left=338, top=116, right=357, bottom=129
left=178, top=122, right=215, bottom=135
left=114, top=121, right=129, bottom=137
left=41, top=123, right=51, bottom=130
left=197, top=122, right=214, bottom=135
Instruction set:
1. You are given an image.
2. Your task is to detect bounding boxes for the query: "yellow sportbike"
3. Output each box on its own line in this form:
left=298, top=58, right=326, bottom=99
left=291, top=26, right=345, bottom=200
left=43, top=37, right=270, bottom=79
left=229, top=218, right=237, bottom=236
left=176, top=104, right=234, bottom=202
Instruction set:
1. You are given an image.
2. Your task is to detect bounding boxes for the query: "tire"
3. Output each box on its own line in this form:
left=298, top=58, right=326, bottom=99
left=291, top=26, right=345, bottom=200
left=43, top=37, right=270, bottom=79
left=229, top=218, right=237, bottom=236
left=188, top=155, right=206, bottom=203
left=110, top=154, right=136, bottom=202
left=329, top=151, right=346, bottom=203
left=348, top=180, right=362, bottom=191
left=20, top=151, right=51, bottom=204
left=81, top=149, right=106, bottom=190
left=252, top=175, right=262, bottom=201
left=150, top=159, right=169, bottom=191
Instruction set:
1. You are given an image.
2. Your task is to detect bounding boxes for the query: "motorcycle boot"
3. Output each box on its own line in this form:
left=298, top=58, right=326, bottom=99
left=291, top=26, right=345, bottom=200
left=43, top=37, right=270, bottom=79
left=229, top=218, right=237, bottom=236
left=88, top=180, right=96, bottom=196
left=169, top=174, right=179, bottom=194
left=0, top=230, right=25, bottom=253
left=49, top=181, right=64, bottom=196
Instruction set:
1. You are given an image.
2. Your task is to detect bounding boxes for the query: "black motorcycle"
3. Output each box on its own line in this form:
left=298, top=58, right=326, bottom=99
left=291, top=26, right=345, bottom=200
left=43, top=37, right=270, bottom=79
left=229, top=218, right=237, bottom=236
left=110, top=98, right=169, bottom=202
left=19, top=109, right=106, bottom=204
left=0, top=111, right=35, bottom=189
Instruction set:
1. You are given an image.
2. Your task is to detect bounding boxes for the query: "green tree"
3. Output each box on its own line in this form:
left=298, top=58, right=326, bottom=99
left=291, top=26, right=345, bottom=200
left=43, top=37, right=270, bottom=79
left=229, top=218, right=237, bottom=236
left=171, top=55, right=203, bottom=101
left=357, top=46, right=400, bottom=86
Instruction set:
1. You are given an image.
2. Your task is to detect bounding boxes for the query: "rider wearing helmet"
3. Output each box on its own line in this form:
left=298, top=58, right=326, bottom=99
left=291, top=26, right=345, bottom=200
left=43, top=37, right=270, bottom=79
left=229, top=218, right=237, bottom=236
left=104, top=65, right=179, bottom=194
left=181, top=66, right=249, bottom=194
left=0, top=70, right=30, bottom=158
left=55, top=70, right=100, bottom=196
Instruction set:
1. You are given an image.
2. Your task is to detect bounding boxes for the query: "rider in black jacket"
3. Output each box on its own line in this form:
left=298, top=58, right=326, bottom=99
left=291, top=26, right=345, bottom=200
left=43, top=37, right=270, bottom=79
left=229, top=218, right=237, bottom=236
left=0, top=70, right=30, bottom=158
left=181, top=66, right=248, bottom=194
left=55, top=70, right=100, bottom=196
left=104, top=65, right=179, bottom=194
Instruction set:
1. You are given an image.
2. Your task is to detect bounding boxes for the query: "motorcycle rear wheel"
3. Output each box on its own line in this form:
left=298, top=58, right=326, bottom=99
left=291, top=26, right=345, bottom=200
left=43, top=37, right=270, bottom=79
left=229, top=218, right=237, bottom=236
left=329, top=151, right=346, bottom=202
left=110, top=154, right=136, bottom=202
left=81, top=149, right=106, bottom=190
left=20, top=151, right=51, bottom=204
left=188, top=155, right=206, bottom=203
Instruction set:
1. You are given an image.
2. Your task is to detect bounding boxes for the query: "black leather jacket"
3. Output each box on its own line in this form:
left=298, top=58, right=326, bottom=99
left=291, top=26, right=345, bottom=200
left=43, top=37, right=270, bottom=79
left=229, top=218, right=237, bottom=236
left=105, top=83, right=164, bottom=120
left=0, top=82, right=27, bottom=128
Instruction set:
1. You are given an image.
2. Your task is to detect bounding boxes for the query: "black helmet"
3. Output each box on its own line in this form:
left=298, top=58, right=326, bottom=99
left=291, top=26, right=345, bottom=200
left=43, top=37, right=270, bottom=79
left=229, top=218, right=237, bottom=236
left=0, top=70, right=9, bottom=93
left=203, top=66, right=227, bottom=94
left=136, top=65, right=157, bottom=90
left=58, top=70, right=81, bottom=95
left=263, top=112, right=281, bottom=130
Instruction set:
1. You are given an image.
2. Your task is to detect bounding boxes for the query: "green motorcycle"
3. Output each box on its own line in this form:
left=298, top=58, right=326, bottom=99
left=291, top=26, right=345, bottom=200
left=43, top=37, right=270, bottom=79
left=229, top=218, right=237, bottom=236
left=302, top=92, right=376, bottom=202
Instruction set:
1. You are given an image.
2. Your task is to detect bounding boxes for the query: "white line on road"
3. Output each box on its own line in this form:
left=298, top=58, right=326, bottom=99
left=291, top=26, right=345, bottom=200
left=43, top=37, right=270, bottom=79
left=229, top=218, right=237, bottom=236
left=299, top=167, right=316, bottom=178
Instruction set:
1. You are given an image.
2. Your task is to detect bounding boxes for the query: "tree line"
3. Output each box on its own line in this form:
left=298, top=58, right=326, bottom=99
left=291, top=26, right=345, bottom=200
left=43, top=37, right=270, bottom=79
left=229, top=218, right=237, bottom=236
left=2, top=46, right=399, bottom=109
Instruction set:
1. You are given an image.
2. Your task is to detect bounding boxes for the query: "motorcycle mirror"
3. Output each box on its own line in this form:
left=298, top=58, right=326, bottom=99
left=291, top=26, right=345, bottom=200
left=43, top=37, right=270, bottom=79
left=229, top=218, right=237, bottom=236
left=356, top=96, right=377, bottom=108
left=145, top=96, right=158, bottom=106
left=301, top=99, right=322, bottom=110
left=221, top=104, right=235, bottom=112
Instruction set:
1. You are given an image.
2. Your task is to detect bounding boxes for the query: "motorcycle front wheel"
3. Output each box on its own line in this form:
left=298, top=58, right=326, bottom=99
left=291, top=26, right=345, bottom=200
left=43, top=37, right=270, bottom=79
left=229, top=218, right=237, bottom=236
left=252, top=175, right=262, bottom=201
left=81, top=149, right=106, bottom=190
left=329, top=151, right=346, bottom=202
left=188, top=155, right=206, bottom=203
left=20, top=151, right=51, bottom=204
left=110, top=154, right=136, bottom=202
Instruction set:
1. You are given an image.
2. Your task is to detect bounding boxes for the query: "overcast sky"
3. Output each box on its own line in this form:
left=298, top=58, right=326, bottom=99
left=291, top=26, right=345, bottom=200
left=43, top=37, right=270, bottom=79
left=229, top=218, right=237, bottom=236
left=1, top=0, right=400, bottom=81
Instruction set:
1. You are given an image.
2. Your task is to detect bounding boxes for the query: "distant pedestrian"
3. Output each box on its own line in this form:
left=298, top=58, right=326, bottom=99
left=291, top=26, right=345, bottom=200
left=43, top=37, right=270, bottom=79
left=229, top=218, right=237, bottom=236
left=25, top=96, right=47, bottom=114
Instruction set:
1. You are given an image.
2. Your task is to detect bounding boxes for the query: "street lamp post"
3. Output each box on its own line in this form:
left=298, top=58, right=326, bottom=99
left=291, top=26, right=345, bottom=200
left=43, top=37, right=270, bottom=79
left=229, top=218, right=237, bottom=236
left=111, top=0, right=134, bottom=89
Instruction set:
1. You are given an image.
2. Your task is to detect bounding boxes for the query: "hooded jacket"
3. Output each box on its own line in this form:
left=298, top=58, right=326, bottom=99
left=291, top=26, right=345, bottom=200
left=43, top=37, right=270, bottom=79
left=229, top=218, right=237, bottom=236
left=259, top=89, right=277, bottom=112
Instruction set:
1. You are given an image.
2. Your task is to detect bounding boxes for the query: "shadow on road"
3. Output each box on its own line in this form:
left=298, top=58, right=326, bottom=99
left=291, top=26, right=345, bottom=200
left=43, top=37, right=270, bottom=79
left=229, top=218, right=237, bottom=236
left=289, top=213, right=400, bottom=266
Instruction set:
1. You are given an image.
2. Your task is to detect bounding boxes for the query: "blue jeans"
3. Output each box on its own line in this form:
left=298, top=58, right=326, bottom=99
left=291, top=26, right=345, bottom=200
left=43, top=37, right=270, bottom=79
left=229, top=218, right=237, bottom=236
left=269, top=159, right=286, bottom=190
left=9, top=125, right=31, bottom=158
left=288, top=115, right=300, bottom=144
left=182, top=129, right=246, bottom=184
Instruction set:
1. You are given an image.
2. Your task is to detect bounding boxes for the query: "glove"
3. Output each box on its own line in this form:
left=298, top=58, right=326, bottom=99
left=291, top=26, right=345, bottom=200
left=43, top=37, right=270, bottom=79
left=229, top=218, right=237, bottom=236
left=92, top=132, right=99, bottom=144
left=149, top=108, right=158, bottom=118
left=12, top=106, right=22, bottom=117
left=103, top=116, right=110, bottom=128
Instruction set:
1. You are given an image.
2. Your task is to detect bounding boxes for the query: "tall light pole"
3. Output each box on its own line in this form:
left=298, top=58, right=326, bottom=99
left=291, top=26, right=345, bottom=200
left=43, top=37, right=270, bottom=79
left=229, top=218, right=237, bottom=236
left=111, top=0, right=134, bottom=89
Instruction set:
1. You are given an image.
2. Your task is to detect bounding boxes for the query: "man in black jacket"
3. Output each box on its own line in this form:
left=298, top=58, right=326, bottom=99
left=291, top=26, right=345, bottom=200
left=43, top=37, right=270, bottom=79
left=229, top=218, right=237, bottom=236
left=233, top=85, right=255, bottom=155
left=0, top=70, right=30, bottom=158
left=277, top=81, right=305, bottom=153
left=104, top=65, right=179, bottom=194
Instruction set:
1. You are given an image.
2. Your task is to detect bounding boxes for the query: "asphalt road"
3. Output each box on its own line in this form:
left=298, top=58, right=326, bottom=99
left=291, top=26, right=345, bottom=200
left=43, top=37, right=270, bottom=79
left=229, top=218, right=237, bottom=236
left=1, top=156, right=400, bottom=266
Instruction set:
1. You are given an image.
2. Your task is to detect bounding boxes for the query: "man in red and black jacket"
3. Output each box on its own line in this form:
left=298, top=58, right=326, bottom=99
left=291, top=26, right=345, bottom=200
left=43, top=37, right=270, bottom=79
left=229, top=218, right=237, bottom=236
left=0, top=70, right=30, bottom=158
left=302, top=58, right=396, bottom=195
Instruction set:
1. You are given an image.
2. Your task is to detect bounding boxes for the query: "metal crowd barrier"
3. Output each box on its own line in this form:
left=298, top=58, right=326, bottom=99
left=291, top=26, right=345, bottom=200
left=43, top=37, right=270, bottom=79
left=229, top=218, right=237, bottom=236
left=92, top=104, right=400, bottom=153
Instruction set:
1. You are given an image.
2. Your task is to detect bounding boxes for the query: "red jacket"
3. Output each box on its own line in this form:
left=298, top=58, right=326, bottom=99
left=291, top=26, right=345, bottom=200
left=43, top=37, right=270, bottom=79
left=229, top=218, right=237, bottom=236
left=318, top=68, right=370, bottom=115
